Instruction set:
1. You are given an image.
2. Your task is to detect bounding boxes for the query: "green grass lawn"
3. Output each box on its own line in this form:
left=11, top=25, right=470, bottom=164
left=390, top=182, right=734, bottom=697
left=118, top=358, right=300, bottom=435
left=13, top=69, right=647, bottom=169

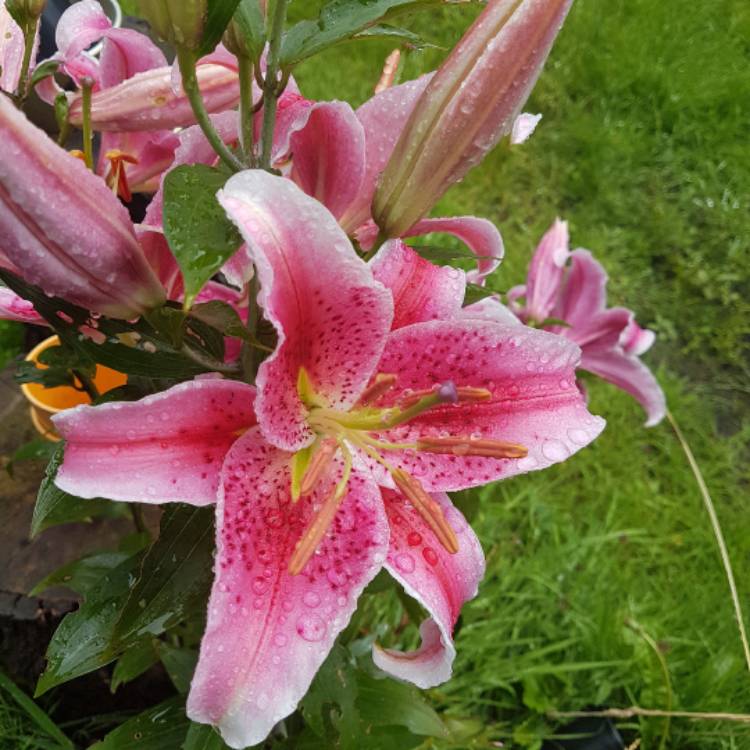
left=1, top=0, right=748, bottom=748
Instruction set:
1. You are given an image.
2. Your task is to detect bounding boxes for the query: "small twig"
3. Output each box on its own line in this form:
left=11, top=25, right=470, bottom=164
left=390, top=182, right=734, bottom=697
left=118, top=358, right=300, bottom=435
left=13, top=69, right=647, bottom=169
left=666, top=408, right=750, bottom=674
left=625, top=618, right=672, bottom=749
left=549, top=707, right=750, bottom=724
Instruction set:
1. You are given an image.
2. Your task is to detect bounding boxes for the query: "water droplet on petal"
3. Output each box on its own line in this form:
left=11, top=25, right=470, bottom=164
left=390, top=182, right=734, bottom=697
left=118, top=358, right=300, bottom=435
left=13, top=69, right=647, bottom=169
left=422, top=547, right=439, bottom=566
left=395, top=552, right=415, bottom=573
left=296, top=613, right=326, bottom=642
left=303, top=591, right=321, bottom=608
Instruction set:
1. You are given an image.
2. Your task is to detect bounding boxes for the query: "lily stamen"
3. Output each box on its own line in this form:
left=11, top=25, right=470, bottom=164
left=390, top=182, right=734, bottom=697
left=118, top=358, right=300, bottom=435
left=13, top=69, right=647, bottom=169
left=105, top=149, right=139, bottom=202
left=399, top=383, right=492, bottom=408
left=288, top=444, right=353, bottom=576
left=299, top=438, right=339, bottom=497
left=357, top=373, right=398, bottom=405
left=391, top=468, right=459, bottom=554
left=416, top=436, right=528, bottom=459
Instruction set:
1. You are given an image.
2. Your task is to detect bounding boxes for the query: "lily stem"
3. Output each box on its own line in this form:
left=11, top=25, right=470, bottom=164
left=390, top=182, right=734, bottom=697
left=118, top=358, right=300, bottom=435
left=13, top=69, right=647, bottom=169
left=130, top=503, right=146, bottom=534
left=16, top=20, right=37, bottom=102
left=362, top=229, right=389, bottom=262
left=80, top=78, right=94, bottom=171
left=259, top=0, right=290, bottom=170
left=176, top=48, right=244, bottom=173
left=238, top=56, right=256, bottom=167
left=72, top=368, right=99, bottom=402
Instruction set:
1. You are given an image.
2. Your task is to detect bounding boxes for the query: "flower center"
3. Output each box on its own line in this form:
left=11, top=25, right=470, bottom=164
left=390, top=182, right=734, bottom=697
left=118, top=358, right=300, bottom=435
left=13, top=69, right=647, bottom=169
left=287, top=368, right=527, bottom=575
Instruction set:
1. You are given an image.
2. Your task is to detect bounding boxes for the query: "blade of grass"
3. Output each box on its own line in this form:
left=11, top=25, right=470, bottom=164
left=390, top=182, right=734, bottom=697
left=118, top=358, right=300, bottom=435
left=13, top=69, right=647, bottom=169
left=0, top=670, right=73, bottom=749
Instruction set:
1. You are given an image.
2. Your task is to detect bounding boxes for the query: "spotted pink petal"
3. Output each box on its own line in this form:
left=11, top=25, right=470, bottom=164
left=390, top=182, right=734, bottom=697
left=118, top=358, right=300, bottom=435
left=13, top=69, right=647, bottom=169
left=218, top=171, right=393, bottom=452
left=187, top=427, right=389, bottom=749
left=0, top=287, right=46, bottom=325
left=370, top=240, right=465, bottom=329
left=339, top=74, right=433, bottom=233
left=53, top=379, right=256, bottom=506
left=368, top=320, right=605, bottom=491
left=402, top=215, right=505, bottom=285
left=55, top=0, right=110, bottom=59
left=510, top=112, right=542, bottom=144
left=0, top=95, right=165, bottom=318
left=290, top=101, right=366, bottom=221
left=374, top=489, right=484, bottom=687
left=525, top=218, right=570, bottom=322
left=581, top=347, right=665, bottom=427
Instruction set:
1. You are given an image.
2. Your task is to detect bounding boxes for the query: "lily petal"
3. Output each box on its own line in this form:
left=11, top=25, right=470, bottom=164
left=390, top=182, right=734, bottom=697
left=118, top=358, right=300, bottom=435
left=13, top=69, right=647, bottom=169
left=290, top=101, right=366, bottom=221
left=55, top=0, right=111, bottom=60
left=525, top=218, right=570, bottom=322
left=369, top=320, right=605, bottom=491
left=374, top=489, right=484, bottom=687
left=370, top=240, right=465, bottom=329
left=69, top=63, right=240, bottom=131
left=461, top=296, right=521, bottom=326
left=99, top=27, right=168, bottom=88
left=0, top=286, right=46, bottom=324
left=510, top=112, right=542, bottom=144
left=581, top=348, right=666, bottom=427
left=218, top=171, right=393, bottom=451
left=402, top=215, right=504, bottom=284
left=0, top=1, right=30, bottom=93
left=0, top=95, right=165, bottom=318
left=187, top=427, right=389, bottom=749
left=54, top=379, right=256, bottom=505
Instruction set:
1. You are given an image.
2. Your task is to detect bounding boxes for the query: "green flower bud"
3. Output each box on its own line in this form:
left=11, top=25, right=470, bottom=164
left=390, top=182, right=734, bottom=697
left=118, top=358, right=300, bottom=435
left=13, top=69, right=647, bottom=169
left=5, top=0, right=46, bottom=26
left=137, top=0, right=207, bottom=51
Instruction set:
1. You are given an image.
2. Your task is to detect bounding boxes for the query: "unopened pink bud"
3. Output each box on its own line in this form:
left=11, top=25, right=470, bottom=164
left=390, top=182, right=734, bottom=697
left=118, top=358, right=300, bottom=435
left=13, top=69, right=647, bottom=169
left=373, top=0, right=573, bottom=237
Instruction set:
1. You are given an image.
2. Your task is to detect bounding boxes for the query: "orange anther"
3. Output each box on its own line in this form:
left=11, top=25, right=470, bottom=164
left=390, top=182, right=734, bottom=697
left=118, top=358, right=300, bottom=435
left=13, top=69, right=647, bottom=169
left=416, top=436, right=527, bottom=459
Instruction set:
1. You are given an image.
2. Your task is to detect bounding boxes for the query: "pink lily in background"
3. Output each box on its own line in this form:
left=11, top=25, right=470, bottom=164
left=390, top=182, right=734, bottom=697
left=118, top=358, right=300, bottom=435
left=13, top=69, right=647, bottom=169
left=0, top=94, right=165, bottom=319
left=53, top=172, right=604, bottom=748
left=373, top=0, right=573, bottom=238
left=509, top=219, right=666, bottom=426
left=34, top=0, right=180, bottom=195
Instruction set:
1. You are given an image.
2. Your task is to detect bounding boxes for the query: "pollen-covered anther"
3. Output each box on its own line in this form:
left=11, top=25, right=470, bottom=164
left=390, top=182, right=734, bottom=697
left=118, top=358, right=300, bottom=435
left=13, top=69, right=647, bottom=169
left=105, top=149, right=139, bottom=202
left=391, top=468, right=459, bottom=554
left=299, top=439, right=339, bottom=497
left=399, top=383, right=492, bottom=408
left=288, top=485, right=345, bottom=576
left=357, top=373, right=398, bottom=406
left=416, top=436, right=528, bottom=459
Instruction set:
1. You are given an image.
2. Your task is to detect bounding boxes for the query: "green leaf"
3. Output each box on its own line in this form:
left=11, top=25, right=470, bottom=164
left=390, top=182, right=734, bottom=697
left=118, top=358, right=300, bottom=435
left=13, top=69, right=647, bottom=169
left=0, top=669, right=74, bottom=749
left=30, top=550, right=134, bottom=597
left=163, top=165, right=242, bottom=307
left=113, top=505, right=215, bottom=643
left=35, top=552, right=143, bottom=696
left=157, top=643, right=198, bottom=695
left=110, top=639, right=159, bottom=692
left=30, top=59, right=60, bottom=89
left=356, top=672, right=448, bottom=738
left=410, top=244, right=497, bottom=264
left=31, top=445, right=113, bottom=537
left=90, top=697, right=190, bottom=750
left=182, top=722, right=231, bottom=750
left=280, top=0, right=455, bottom=65
left=6, top=438, right=57, bottom=477
left=197, top=0, right=244, bottom=57
left=0, top=270, right=221, bottom=379
left=302, top=644, right=361, bottom=749
left=463, top=282, right=497, bottom=306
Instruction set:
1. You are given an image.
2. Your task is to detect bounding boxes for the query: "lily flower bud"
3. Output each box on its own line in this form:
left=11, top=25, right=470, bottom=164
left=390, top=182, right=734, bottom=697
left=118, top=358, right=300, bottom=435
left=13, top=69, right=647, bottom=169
left=373, top=0, right=573, bottom=238
left=0, top=95, right=165, bottom=318
left=6, top=0, right=46, bottom=23
left=137, top=0, right=207, bottom=51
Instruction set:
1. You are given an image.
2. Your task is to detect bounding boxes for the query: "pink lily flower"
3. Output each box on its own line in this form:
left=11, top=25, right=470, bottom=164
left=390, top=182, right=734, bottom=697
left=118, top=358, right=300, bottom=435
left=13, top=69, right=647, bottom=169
left=0, top=285, right=45, bottom=324
left=0, top=0, right=38, bottom=93
left=0, top=94, right=166, bottom=319
left=509, top=219, right=666, bottom=426
left=373, top=0, right=573, bottom=238
left=53, top=173, right=603, bottom=747
left=33, top=1, right=180, bottom=195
